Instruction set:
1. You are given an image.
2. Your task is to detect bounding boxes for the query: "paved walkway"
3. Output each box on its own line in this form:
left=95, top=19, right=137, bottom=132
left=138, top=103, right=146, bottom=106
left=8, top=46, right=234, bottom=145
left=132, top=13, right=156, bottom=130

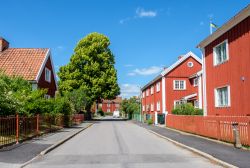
left=133, top=121, right=250, bottom=168
left=0, top=122, right=92, bottom=168
left=25, top=121, right=221, bottom=168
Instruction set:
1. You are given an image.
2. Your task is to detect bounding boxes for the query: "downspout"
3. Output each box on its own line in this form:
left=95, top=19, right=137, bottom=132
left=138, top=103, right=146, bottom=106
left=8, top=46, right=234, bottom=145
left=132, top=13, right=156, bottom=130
left=200, top=48, right=207, bottom=116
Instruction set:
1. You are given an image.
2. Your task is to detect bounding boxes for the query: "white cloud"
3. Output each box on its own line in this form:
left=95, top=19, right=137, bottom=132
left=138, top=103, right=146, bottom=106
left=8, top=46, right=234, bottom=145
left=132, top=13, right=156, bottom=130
left=119, top=7, right=157, bottom=24
left=136, top=7, right=157, bottom=18
left=120, top=84, right=140, bottom=98
left=128, top=66, right=162, bottom=76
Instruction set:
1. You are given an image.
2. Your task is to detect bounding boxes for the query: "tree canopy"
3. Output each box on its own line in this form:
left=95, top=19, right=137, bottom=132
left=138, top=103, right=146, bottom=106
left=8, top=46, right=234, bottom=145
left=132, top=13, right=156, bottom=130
left=121, top=97, right=140, bottom=119
left=58, top=32, right=120, bottom=111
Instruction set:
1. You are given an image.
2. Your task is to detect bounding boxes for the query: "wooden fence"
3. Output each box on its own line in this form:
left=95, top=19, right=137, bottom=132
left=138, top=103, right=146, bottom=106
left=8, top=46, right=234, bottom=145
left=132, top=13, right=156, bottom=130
left=0, top=114, right=84, bottom=148
left=166, top=114, right=250, bottom=146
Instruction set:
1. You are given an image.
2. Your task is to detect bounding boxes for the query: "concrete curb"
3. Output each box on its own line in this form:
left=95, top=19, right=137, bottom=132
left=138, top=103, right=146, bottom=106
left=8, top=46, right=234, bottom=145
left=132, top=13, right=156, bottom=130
left=147, top=129, right=238, bottom=168
left=20, top=123, right=93, bottom=168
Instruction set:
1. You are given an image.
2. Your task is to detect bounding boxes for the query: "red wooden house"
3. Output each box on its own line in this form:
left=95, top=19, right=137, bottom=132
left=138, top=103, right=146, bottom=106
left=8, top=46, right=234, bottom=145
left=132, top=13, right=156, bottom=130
left=141, top=51, right=202, bottom=124
left=100, top=97, right=122, bottom=113
left=0, top=37, right=57, bottom=97
left=197, top=5, right=250, bottom=116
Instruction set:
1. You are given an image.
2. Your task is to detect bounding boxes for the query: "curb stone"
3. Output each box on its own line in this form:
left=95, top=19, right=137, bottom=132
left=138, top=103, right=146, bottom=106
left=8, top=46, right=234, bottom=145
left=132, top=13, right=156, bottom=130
left=20, top=123, right=93, bottom=168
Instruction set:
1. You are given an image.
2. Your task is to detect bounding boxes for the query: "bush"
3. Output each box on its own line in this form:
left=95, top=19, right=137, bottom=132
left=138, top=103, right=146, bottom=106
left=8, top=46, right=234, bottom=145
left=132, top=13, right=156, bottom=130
left=172, top=103, right=203, bottom=116
left=147, top=119, right=153, bottom=125
left=97, top=109, right=105, bottom=116
left=105, top=112, right=113, bottom=116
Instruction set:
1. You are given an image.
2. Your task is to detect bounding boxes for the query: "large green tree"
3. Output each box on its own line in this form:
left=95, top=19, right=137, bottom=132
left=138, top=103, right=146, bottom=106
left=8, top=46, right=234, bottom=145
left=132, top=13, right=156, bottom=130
left=58, top=32, right=120, bottom=115
left=121, top=97, right=140, bottom=119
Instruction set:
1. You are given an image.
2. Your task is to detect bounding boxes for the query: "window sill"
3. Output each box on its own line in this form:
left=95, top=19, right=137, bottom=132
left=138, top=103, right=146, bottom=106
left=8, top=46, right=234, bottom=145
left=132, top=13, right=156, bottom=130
left=214, top=59, right=229, bottom=67
left=215, top=106, right=230, bottom=108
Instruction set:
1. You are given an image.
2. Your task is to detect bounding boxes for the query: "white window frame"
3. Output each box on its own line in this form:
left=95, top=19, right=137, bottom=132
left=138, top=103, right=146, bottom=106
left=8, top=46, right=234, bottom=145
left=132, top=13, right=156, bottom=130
left=143, top=105, right=145, bottom=111
left=214, top=85, right=231, bottom=107
left=151, top=103, right=154, bottom=111
left=173, top=80, right=186, bottom=90
left=213, top=39, right=229, bottom=66
left=193, top=78, right=198, bottom=87
left=146, top=89, right=149, bottom=96
left=156, top=82, right=160, bottom=92
left=157, top=101, right=160, bottom=111
left=45, top=67, right=51, bottom=83
left=174, top=100, right=186, bottom=108
left=187, top=61, right=194, bottom=67
left=151, top=86, right=154, bottom=95
left=44, top=94, right=50, bottom=99
left=142, top=92, right=145, bottom=98
left=146, top=104, right=150, bottom=111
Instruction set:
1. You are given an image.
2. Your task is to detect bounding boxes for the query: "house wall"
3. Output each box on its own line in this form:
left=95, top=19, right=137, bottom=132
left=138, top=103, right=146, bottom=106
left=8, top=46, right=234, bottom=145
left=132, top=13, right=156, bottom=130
left=204, top=17, right=250, bottom=116
left=102, top=102, right=120, bottom=113
left=165, top=57, right=202, bottom=113
left=37, top=56, right=57, bottom=97
left=142, top=79, right=163, bottom=117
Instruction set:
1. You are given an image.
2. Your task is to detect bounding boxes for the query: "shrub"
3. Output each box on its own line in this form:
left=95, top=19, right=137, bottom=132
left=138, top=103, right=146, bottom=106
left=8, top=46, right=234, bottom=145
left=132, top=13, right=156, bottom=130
left=147, top=119, right=153, bottom=125
left=97, top=109, right=105, bottom=116
left=172, top=103, right=203, bottom=116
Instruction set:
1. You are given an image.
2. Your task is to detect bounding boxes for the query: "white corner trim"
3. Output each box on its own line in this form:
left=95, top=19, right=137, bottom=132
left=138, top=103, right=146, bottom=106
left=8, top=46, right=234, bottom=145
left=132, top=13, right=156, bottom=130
left=161, top=51, right=202, bottom=76
left=35, top=49, right=58, bottom=89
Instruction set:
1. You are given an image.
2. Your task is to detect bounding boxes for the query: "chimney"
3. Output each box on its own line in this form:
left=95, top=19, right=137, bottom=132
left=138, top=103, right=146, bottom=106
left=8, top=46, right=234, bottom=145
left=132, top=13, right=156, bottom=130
left=178, top=55, right=184, bottom=60
left=0, top=37, right=9, bottom=52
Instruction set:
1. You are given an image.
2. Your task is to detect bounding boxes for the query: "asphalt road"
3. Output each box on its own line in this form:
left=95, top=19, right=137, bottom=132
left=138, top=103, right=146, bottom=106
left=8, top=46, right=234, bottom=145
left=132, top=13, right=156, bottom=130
left=26, top=121, right=222, bottom=168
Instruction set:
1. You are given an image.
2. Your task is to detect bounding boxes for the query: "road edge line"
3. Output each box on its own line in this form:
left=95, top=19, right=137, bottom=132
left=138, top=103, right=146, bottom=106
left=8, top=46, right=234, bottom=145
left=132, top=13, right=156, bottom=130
left=20, top=123, right=93, bottom=168
left=147, top=129, right=238, bottom=168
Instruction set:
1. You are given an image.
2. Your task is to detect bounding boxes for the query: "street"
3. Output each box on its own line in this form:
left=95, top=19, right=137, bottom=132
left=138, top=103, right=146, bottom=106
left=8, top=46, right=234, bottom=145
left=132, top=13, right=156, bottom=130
left=26, top=121, right=221, bottom=168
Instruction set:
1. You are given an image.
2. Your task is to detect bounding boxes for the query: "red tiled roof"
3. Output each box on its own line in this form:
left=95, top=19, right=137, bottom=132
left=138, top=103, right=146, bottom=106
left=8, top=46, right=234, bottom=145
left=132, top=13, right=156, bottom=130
left=102, top=97, right=122, bottom=104
left=0, top=48, right=49, bottom=81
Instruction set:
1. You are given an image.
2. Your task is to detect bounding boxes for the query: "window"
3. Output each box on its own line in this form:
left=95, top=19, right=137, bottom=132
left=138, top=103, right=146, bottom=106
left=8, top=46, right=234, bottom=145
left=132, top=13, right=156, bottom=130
left=174, top=100, right=186, bottom=108
left=143, top=105, right=145, bottom=111
left=194, top=100, right=199, bottom=108
left=157, top=101, right=160, bottom=111
left=107, top=103, right=110, bottom=107
left=151, top=103, right=154, bottom=111
left=215, top=86, right=230, bottom=107
left=151, top=86, right=154, bottom=94
left=173, top=80, right=186, bottom=90
left=146, top=89, right=149, bottom=96
left=213, top=40, right=229, bottom=65
left=44, top=94, right=50, bottom=99
left=142, top=92, right=145, bottom=98
left=45, top=68, right=51, bottom=83
left=146, top=105, right=150, bottom=111
left=156, top=82, right=160, bottom=92
left=107, top=109, right=110, bottom=112
left=187, top=62, right=193, bottom=67
left=193, top=78, right=198, bottom=87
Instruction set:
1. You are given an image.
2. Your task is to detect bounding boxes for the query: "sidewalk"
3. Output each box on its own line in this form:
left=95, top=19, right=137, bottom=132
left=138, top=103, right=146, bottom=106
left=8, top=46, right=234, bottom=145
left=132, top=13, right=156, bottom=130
left=0, top=122, right=92, bottom=168
left=133, top=121, right=250, bottom=168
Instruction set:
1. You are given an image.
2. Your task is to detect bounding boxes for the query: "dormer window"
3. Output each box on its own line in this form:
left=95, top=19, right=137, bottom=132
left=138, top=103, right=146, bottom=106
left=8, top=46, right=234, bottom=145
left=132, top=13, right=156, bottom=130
left=45, top=68, right=51, bottom=83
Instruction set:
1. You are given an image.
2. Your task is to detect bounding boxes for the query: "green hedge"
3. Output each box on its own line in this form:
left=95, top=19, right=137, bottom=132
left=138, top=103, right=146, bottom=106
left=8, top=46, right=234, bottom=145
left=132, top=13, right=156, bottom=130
left=172, top=103, right=203, bottom=115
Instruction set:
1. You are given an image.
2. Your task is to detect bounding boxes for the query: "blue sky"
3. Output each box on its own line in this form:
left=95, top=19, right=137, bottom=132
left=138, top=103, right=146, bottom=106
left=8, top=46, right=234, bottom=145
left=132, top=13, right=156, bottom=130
left=1, top=0, right=249, bottom=98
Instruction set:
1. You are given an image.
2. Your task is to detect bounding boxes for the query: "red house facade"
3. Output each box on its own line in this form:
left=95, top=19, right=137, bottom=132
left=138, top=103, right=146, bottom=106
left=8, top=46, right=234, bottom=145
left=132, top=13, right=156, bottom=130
left=100, top=97, right=122, bottom=113
left=0, top=38, right=57, bottom=97
left=197, top=5, right=250, bottom=116
left=141, top=52, right=202, bottom=124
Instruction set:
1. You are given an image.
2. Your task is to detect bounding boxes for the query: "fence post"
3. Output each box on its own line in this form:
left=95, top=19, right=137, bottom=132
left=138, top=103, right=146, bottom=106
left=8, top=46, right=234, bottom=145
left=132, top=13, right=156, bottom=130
left=16, top=114, right=19, bottom=144
left=217, top=118, right=221, bottom=140
left=36, top=114, right=39, bottom=136
left=248, top=121, right=250, bottom=146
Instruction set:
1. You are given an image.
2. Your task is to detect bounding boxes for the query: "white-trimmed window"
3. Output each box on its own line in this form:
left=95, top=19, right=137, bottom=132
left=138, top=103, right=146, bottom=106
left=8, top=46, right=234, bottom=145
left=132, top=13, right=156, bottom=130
left=143, top=105, right=145, bottom=111
left=193, top=78, right=198, bottom=87
left=194, top=100, right=199, bottom=108
left=107, top=103, right=110, bottom=107
left=151, top=103, right=154, bottom=111
left=44, top=94, right=50, bottom=99
left=151, top=86, right=154, bottom=94
left=107, top=109, right=110, bottom=112
left=142, top=92, right=145, bottom=98
left=213, top=40, right=229, bottom=66
left=146, top=89, right=149, bottom=96
left=157, top=101, right=160, bottom=111
left=173, top=80, right=186, bottom=90
left=156, top=82, right=160, bottom=92
left=146, top=104, right=150, bottom=111
left=215, top=86, right=230, bottom=107
left=187, top=61, right=194, bottom=67
left=45, top=68, right=51, bottom=83
left=174, top=100, right=186, bottom=108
